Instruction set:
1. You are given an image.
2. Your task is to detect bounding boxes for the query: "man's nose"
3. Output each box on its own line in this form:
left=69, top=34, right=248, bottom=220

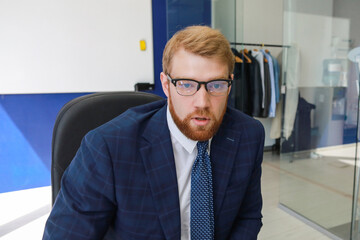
left=194, top=84, right=210, bottom=108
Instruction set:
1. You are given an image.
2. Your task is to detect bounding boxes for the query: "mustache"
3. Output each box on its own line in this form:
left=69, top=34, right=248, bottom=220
left=189, top=108, right=211, bottom=117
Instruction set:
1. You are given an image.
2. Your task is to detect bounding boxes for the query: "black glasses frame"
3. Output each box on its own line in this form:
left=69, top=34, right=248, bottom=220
left=167, top=74, right=232, bottom=96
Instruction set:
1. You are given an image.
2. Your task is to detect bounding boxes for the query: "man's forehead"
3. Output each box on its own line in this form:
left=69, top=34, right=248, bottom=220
left=170, top=50, right=229, bottom=79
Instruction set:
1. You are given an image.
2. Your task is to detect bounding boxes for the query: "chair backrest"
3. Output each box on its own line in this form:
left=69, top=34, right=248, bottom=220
left=51, top=91, right=163, bottom=204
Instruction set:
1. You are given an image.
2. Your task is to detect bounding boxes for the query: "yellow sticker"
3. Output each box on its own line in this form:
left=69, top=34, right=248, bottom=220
left=140, top=40, right=146, bottom=51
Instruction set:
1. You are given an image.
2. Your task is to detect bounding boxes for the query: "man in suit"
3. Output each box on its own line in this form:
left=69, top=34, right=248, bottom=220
left=43, top=26, right=265, bottom=240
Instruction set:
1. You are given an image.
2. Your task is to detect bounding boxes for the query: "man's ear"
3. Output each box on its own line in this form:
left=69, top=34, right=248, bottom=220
left=160, top=72, right=170, bottom=98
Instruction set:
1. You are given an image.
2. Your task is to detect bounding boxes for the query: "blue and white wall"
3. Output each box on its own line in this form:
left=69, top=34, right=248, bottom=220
left=0, top=0, right=211, bottom=193
left=0, top=93, right=85, bottom=193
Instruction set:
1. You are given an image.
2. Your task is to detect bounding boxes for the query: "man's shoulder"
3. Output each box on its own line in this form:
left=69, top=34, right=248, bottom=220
left=225, top=106, right=259, bottom=123
left=223, top=106, right=264, bottom=133
left=92, top=99, right=167, bottom=136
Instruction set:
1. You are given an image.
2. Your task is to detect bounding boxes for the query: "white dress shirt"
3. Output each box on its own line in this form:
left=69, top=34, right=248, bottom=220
left=166, top=106, right=211, bottom=240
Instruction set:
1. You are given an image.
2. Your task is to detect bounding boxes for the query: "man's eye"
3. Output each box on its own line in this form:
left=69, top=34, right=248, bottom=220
left=210, top=82, right=226, bottom=89
left=178, top=81, right=194, bottom=88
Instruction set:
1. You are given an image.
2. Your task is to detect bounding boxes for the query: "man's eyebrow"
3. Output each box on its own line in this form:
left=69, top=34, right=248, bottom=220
left=172, top=75, right=229, bottom=80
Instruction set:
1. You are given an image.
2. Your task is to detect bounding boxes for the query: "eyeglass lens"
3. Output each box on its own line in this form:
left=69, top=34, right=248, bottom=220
left=176, top=80, right=229, bottom=96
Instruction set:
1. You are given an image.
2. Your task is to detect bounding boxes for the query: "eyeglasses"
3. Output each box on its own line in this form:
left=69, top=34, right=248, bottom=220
left=167, top=74, right=232, bottom=96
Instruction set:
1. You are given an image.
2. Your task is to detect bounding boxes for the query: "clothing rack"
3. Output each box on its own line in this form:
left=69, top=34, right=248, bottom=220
left=230, top=42, right=291, bottom=48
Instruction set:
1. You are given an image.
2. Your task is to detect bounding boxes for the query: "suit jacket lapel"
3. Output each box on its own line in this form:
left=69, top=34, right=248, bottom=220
left=140, top=104, right=181, bottom=240
left=210, top=114, right=242, bottom=221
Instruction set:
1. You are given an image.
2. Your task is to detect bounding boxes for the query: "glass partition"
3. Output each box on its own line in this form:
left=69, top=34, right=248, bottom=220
left=212, top=0, right=242, bottom=44
left=280, top=0, right=360, bottom=239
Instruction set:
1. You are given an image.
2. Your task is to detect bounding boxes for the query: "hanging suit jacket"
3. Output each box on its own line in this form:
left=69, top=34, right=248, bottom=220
left=244, top=53, right=263, bottom=117
left=43, top=100, right=265, bottom=240
left=250, top=51, right=265, bottom=110
left=231, top=48, right=249, bottom=114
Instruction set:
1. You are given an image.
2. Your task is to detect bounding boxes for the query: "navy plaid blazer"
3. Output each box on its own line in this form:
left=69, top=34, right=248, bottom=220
left=43, top=99, right=264, bottom=240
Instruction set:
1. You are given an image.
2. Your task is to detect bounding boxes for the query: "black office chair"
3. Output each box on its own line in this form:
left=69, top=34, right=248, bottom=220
left=51, top=91, right=163, bottom=204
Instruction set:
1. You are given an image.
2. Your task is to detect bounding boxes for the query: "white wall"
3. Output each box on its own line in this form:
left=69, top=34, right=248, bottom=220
left=243, top=0, right=283, bottom=58
left=243, top=0, right=284, bottom=147
left=0, top=0, right=154, bottom=94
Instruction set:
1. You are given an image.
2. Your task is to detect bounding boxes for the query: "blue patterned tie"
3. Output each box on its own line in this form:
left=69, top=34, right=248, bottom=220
left=191, top=141, right=214, bottom=239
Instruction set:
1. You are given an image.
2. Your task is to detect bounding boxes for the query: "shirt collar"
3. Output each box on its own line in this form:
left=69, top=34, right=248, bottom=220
left=167, top=105, right=197, bottom=154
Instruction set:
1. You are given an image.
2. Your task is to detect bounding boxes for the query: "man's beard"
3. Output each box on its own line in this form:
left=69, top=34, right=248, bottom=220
left=168, top=93, right=227, bottom=141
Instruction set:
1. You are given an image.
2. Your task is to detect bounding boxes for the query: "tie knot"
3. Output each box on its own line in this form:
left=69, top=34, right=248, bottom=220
left=197, top=141, right=209, bottom=154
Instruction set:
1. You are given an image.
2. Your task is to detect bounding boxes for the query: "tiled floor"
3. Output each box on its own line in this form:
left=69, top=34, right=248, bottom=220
left=1, top=150, right=347, bottom=239
left=274, top=144, right=360, bottom=239
left=259, top=152, right=331, bottom=239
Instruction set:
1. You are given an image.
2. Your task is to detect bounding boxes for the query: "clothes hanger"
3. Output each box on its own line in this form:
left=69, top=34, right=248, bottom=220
left=243, top=48, right=250, bottom=55
left=260, top=44, right=268, bottom=63
left=235, top=55, right=243, bottom=63
left=243, top=48, right=253, bottom=63
left=231, top=48, right=243, bottom=63
left=240, top=49, right=252, bottom=63
left=252, top=48, right=267, bottom=62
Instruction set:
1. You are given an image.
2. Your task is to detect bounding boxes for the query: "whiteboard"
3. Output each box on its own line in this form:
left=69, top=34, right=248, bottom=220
left=0, top=0, right=154, bottom=94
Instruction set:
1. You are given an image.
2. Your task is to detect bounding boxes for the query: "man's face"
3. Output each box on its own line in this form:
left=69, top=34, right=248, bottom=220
left=160, top=48, right=232, bottom=141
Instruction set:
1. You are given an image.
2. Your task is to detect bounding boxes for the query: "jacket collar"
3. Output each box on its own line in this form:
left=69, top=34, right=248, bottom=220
left=140, top=103, right=181, bottom=240
left=210, top=109, right=242, bottom=220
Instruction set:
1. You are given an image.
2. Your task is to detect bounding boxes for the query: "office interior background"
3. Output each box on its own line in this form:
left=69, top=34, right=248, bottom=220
left=1, top=0, right=360, bottom=239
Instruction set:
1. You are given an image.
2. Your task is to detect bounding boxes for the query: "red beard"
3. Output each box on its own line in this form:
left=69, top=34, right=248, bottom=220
left=168, top=93, right=227, bottom=141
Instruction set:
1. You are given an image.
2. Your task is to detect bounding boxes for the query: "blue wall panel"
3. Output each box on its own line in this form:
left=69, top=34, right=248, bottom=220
left=151, top=0, right=211, bottom=97
left=167, top=0, right=211, bottom=38
left=152, top=0, right=168, bottom=98
left=0, top=93, right=87, bottom=193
